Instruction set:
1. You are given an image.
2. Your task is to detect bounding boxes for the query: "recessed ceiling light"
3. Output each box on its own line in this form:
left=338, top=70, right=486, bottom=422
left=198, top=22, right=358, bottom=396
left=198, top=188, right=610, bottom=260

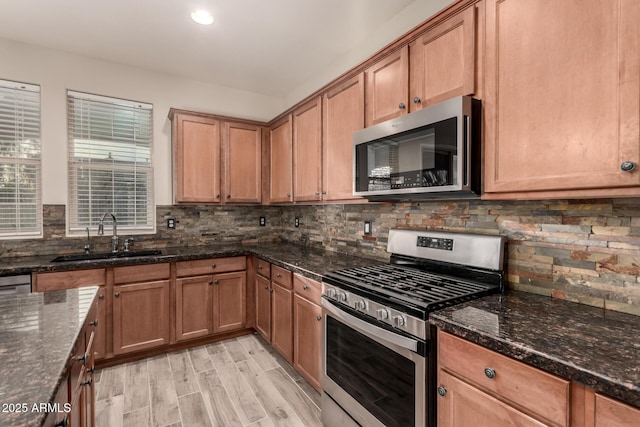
left=191, top=9, right=214, bottom=25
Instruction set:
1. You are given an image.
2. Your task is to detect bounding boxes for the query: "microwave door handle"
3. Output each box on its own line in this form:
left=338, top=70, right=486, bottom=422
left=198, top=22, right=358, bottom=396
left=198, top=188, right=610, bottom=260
left=322, top=298, right=419, bottom=353
left=464, top=114, right=470, bottom=187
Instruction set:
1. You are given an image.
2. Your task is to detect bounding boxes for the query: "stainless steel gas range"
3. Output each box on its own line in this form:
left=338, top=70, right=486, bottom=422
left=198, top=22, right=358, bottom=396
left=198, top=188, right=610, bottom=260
left=321, top=229, right=506, bottom=427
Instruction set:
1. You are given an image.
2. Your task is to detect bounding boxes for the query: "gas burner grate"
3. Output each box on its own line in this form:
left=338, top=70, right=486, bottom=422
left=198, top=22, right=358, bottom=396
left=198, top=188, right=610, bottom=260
left=325, top=264, right=497, bottom=309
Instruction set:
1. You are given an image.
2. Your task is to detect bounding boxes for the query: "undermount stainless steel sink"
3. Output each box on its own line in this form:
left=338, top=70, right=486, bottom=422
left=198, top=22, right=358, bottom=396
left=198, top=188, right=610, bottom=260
left=50, top=249, right=162, bottom=263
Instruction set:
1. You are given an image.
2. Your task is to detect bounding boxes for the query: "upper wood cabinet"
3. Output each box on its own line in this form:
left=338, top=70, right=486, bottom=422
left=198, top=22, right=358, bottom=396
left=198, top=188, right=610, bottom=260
left=323, top=73, right=365, bottom=201
left=173, top=113, right=221, bottom=203
left=293, top=97, right=323, bottom=202
left=409, top=5, right=477, bottom=111
left=222, top=121, right=262, bottom=203
left=365, top=45, right=409, bottom=126
left=269, top=115, right=294, bottom=203
left=483, top=0, right=640, bottom=199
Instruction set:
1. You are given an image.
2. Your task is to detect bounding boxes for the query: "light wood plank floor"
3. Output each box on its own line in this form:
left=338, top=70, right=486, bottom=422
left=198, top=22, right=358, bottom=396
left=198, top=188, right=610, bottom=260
left=94, top=334, right=321, bottom=427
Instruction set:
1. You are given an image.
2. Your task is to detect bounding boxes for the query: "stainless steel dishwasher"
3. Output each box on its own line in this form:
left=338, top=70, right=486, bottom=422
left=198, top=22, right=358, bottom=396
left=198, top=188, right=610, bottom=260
left=0, top=274, right=32, bottom=295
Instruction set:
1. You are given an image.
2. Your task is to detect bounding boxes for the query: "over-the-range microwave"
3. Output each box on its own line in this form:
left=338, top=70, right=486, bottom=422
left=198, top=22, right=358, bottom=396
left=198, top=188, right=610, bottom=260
left=353, top=96, right=481, bottom=200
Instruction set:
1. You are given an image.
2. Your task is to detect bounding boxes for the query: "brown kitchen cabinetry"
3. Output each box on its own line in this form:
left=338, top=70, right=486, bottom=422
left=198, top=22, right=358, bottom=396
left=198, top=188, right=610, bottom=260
left=269, top=115, right=294, bottom=203
left=437, top=331, right=570, bottom=426
left=175, top=257, right=247, bottom=342
left=409, top=4, right=477, bottom=111
left=322, top=73, right=365, bottom=201
left=93, top=286, right=106, bottom=360
left=112, top=263, right=171, bottom=355
left=365, top=45, right=409, bottom=126
left=223, top=121, right=262, bottom=203
left=594, top=393, right=640, bottom=427
left=172, top=112, right=221, bottom=203
left=483, top=0, right=640, bottom=199
left=292, top=273, right=322, bottom=392
left=293, top=97, right=322, bottom=202
left=253, top=260, right=293, bottom=362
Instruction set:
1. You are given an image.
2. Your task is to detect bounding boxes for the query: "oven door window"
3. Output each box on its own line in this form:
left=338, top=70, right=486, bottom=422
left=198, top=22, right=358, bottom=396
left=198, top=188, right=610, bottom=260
left=325, top=315, right=415, bottom=427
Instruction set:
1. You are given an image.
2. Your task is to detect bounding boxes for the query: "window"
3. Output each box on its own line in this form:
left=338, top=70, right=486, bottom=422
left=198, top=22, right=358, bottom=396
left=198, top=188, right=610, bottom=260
left=67, top=91, right=154, bottom=235
left=0, top=79, right=41, bottom=238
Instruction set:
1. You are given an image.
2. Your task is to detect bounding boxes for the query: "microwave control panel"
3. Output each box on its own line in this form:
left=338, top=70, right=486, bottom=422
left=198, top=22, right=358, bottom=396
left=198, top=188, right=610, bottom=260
left=417, top=236, right=454, bottom=251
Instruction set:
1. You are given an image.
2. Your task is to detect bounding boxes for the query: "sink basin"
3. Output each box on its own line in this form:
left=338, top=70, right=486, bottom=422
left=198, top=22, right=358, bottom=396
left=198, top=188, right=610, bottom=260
left=51, top=249, right=162, bottom=263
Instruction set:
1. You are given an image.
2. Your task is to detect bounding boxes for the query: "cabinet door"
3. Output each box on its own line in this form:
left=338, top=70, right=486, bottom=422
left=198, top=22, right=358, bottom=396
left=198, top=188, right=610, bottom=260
left=293, top=97, right=322, bottom=202
left=269, top=115, right=293, bottom=203
left=595, top=393, right=640, bottom=427
left=271, top=281, right=293, bottom=363
left=484, top=0, right=640, bottom=197
left=175, top=275, right=213, bottom=342
left=255, top=274, right=271, bottom=341
left=409, top=6, right=476, bottom=110
left=93, top=286, right=106, bottom=360
left=112, top=280, right=171, bottom=355
left=293, top=294, right=322, bottom=392
left=323, top=73, right=365, bottom=201
left=365, top=45, right=409, bottom=126
left=213, top=271, right=246, bottom=333
left=223, top=121, right=262, bottom=203
left=174, top=114, right=221, bottom=203
left=437, top=369, right=547, bottom=427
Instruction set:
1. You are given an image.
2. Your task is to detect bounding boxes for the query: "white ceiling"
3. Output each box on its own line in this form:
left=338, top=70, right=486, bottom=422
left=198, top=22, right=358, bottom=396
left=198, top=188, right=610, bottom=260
left=0, top=0, right=424, bottom=99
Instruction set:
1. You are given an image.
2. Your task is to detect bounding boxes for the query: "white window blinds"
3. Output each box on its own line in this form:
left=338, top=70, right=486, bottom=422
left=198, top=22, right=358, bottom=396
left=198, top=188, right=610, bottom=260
left=0, top=79, right=42, bottom=238
left=67, top=91, right=154, bottom=234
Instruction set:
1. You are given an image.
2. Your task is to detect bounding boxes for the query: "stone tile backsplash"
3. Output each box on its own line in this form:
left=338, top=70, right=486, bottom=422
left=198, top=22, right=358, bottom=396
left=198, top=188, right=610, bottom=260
left=2, top=199, right=640, bottom=316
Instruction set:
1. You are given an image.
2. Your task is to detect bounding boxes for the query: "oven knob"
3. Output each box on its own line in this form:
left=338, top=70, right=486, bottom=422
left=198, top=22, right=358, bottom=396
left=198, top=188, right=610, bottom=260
left=354, top=300, right=366, bottom=311
left=393, top=315, right=406, bottom=327
left=336, top=291, right=347, bottom=302
left=376, top=309, right=390, bottom=321
left=325, top=288, right=337, bottom=299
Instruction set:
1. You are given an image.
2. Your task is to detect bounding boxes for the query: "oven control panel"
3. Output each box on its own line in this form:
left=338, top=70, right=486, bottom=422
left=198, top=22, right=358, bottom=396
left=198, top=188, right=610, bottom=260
left=417, top=236, right=453, bottom=250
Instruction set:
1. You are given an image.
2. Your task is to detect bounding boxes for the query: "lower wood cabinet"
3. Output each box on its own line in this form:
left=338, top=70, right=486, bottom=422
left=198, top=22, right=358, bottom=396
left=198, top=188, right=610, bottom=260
left=112, top=279, right=171, bottom=355
left=175, top=257, right=248, bottom=342
left=271, top=280, right=293, bottom=362
left=292, top=273, right=322, bottom=392
left=255, top=274, right=271, bottom=340
left=594, top=393, right=640, bottom=427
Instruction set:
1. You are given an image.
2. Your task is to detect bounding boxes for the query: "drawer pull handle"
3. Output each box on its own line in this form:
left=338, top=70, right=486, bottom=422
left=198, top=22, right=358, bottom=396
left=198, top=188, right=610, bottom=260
left=316, top=315, right=322, bottom=321
left=437, top=386, right=447, bottom=397
left=303, top=285, right=309, bottom=290
left=211, top=264, right=217, bottom=269
left=89, top=320, right=98, bottom=327
left=114, top=292, right=120, bottom=298
left=484, top=367, right=496, bottom=379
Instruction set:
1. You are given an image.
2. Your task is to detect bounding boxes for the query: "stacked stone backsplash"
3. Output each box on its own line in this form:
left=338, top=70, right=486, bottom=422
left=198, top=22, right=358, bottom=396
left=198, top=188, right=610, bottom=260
left=2, top=199, right=640, bottom=316
left=277, top=199, right=640, bottom=316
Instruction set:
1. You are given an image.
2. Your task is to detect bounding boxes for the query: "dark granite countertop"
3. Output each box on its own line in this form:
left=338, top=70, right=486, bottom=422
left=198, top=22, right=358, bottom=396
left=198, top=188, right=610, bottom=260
left=430, top=291, right=640, bottom=408
left=0, top=242, right=382, bottom=282
left=0, top=287, right=98, bottom=427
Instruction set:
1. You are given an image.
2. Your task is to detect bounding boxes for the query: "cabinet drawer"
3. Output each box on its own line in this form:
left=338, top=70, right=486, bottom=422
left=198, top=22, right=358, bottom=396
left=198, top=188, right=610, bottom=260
left=438, top=331, right=570, bottom=426
left=256, top=258, right=271, bottom=279
left=33, top=268, right=106, bottom=292
left=271, top=265, right=292, bottom=289
left=293, top=273, right=321, bottom=305
left=176, top=256, right=246, bottom=277
left=113, top=263, right=170, bottom=284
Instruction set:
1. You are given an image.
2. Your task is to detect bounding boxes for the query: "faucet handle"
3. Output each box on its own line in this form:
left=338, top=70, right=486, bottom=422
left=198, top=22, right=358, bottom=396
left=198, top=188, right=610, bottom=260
left=124, top=238, right=134, bottom=252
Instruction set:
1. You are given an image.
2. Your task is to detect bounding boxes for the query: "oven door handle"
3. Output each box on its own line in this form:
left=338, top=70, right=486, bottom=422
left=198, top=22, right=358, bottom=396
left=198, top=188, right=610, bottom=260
left=322, top=298, right=419, bottom=353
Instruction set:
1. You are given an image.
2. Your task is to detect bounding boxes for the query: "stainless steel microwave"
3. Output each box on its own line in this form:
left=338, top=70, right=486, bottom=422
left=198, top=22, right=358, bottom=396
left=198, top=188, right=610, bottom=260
left=353, top=96, right=481, bottom=199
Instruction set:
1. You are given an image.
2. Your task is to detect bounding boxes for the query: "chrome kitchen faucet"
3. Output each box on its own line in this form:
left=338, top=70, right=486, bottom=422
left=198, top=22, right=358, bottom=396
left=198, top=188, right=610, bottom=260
left=97, top=212, right=118, bottom=252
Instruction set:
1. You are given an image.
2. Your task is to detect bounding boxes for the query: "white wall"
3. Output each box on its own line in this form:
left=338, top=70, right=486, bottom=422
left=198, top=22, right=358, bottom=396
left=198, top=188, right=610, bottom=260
left=0, top=38, right=284, bottom=206
left=283, top=0, right=454, bottom=108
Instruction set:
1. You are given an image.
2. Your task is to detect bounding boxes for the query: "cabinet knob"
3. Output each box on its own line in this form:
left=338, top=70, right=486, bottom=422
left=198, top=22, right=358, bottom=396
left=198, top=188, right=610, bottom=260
left=114, top=292, right=120, bottom=298
left=214, top=280, right=219, bottom=285
left=98, top=294, right=104, bottom=300
left=322, top=191, right=327, bottom=195
left=264, top=285, right=269, bottom=290
left=81, top=378, right=93, bottom=387
left=269, top=288, right=273, bottom=293
left=413, top=96, right=421, bottom=104
left=216, top=194, right=220, bottom=199
left=209, top=280, right=214, bottom=285
left=484, top=367, right=496, bottom=379
left=316, top=315, right=322, bottom=321
left=211, top=264, right=217, bottom=269
left=621, top=161, right=636, bottom=172
left=276, top=273, right=282, bottom=278
left=89, top=320, right=98, bottom=327
left=287, top=193, right=291, bottom=197
left=54, top=415, right=69, bottom=427
left=227, top=194, right=231, bottom=199
left=303, top=285, right=309, bottom=290
left=258, top=265, right=263, bottom=269
left=315, top=191, right=320, bottom=195
left=437, top=386, right=447, bottom=397
left=398, top=102, right=406, bottom=110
